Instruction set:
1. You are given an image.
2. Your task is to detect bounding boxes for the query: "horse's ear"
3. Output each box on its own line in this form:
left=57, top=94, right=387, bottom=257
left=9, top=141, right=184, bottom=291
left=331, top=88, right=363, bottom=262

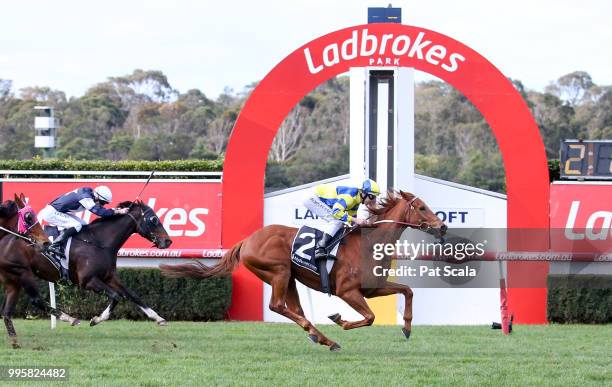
left=14, top=193, right=24, bottom=206
left=399, top=190, right=413, bottom=200
left=20, top=193, right=26, bottom=202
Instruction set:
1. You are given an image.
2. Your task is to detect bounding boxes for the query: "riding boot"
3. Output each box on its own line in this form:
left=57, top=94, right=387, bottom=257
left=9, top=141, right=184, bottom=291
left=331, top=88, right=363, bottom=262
left=47, top=227, right=78, bottom=255
left=315, top=233, right=333, bottom=295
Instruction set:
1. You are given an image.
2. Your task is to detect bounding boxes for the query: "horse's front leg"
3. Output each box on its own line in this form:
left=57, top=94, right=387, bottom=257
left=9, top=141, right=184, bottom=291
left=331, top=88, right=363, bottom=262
left=328, top=288, right=376, bottom=330
left=364, top=282, right=413, bottom=339
left=109, top=276, right=167, bottom=326
left=84, top=277, right=123, bottom=326
left=2, top=284, right=21, bottom=349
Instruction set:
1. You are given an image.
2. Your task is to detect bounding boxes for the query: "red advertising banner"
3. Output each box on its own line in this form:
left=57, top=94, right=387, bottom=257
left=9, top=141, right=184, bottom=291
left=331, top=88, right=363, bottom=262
left=1, top=180, right=222, bottom=254
left=550, top=182, right=612, bottom=254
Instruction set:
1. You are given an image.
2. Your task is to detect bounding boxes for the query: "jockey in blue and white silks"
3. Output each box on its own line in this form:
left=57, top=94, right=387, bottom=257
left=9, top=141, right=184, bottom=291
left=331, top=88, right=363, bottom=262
left=39, top=186, right=128, bottom=251
left=302, top=179, right=381, bottom=294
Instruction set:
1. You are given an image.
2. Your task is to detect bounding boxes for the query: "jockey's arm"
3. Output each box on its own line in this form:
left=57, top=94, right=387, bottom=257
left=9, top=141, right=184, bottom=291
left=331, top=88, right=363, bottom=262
left=331, top=193, right=362, bottom=224
left=79, top=198, right=116, bottom=217
left=331, top=199, right=353, bottom=224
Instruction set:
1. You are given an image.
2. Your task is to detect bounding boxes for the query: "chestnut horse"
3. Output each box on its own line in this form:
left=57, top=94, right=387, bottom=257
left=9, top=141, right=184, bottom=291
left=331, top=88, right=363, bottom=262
left=161, top=191, right=446, bottom=351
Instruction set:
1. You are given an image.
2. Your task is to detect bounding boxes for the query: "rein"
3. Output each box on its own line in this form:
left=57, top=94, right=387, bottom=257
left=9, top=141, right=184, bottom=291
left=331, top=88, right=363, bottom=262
left=0, top=225, right=36, bottom=244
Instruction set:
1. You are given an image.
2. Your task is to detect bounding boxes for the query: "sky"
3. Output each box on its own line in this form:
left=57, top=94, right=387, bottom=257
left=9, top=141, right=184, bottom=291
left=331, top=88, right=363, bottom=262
left=1, top=0, right=611, bottom=100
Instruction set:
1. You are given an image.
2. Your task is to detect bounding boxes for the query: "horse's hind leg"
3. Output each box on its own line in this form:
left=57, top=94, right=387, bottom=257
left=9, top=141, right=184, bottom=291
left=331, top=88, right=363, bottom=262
left=109, top=276, right=166, bottom=325
left=2, top=284, right=21, bottom=348
left=20, top=274, right=80, bottom=326
left=267, top=273, right=340, bottom=351
left=285, top=278, right=336, bottom=348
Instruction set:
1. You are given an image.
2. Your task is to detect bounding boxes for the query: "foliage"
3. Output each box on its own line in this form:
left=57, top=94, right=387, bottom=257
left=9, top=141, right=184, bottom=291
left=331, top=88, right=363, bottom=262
left=547, top=275, right=611, bottom=324
left=0, top=268, right=232, bottom=321
left=1, top=70, right=611, bottom=193
left=0, top=158, right=223, bottom=175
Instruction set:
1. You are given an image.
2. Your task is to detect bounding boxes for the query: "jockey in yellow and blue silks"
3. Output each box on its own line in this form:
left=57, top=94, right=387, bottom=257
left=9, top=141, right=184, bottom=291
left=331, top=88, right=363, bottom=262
left=303, top=178, right=381, bottom=294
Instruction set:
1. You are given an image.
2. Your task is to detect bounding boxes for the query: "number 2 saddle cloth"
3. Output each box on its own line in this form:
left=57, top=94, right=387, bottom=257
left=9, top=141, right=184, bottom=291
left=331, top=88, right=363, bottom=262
left=290, top=225, right=342, bottom=276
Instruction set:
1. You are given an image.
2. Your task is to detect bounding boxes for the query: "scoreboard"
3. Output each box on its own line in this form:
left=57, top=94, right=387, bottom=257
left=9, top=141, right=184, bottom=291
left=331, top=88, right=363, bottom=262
left=560, top=140, right=612, bottom=180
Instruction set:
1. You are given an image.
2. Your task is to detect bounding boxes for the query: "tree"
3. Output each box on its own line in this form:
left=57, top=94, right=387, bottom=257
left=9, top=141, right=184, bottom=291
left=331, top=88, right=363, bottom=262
left=19, top=86, right=67, bottom=106
left=270, top=104, right=308, bottom=162
left=545, top=71, right=595, bottom=106
left=0, top=79, right=12, bottom=100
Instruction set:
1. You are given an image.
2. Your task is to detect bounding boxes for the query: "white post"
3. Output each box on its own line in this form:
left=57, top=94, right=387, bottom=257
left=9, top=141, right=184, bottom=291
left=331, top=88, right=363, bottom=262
left=349, top=67, right=367, bottom=184
left=394, top=67, right=415, bottom=192
left=49, top=282, right=56, bottom=329
left=376, top=80, right=390, bottom=191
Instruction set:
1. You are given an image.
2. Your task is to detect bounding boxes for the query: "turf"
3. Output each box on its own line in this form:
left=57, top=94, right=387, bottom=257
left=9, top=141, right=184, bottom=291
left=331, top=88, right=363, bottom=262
left=0, top=320, right=610, bottom=386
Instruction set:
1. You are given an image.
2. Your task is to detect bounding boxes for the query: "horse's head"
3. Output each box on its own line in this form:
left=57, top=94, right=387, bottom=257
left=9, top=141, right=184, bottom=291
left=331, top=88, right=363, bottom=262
left=118, top=200, right=173, bottom=249
left=368, top=190, right=447, bottom=238
left=13, top=193, right=51, bottom=249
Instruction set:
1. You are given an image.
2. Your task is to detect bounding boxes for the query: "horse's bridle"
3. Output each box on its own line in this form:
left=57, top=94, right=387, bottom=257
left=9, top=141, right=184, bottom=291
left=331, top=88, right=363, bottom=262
left=0, top=206, right=41, bottom=245
left=126, top=206, right=160, bottom=245
left=18, top=206, right=40, bottom=234
left=372, top=196, right=431, bottom=231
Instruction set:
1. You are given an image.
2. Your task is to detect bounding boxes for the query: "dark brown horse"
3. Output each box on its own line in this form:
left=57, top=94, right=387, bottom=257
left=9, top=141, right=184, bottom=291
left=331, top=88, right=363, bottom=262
left=0, top=193, right=77, bottom=348
left=161, top=191, right=446, bottom=350
left=0, top=200, right=172, bottom=348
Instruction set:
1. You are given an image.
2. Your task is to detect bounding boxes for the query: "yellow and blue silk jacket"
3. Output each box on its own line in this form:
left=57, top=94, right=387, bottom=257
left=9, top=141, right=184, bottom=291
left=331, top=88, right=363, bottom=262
left=315, top=184, right=361, bottom=223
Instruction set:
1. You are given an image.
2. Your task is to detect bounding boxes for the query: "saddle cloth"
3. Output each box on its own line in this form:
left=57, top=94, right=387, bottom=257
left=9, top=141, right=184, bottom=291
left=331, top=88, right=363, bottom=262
left=290, top=225, right=340, bottom=275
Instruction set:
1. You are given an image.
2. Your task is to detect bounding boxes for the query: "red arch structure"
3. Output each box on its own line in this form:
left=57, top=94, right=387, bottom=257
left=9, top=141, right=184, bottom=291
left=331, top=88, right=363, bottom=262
left=222, top=24, right=550, bottom=323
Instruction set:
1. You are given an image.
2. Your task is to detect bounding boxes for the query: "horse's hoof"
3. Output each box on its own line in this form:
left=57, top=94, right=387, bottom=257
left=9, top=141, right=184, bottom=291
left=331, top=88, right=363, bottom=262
left=90, top=318, right=99, bottom=327
left=328, top=313, right=341, bottom=323
left=11, top=340, right=20, bottom=349
left=330, top=342, right=341, bottom=352
left=402, top=328, right=411, bottom=339
left=307, top=334, right=318, bottom=344
left=71, top=319, right=81, bottom=326
left=157, top=320, right=168, bottom=326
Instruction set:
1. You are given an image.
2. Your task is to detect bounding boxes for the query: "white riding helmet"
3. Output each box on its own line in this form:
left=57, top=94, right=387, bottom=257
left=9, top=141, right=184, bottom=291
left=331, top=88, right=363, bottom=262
left=93, top=186, right=113, bottom=203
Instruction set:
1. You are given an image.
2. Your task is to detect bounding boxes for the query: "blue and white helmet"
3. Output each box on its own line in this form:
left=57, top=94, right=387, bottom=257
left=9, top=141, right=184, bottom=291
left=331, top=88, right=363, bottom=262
left=93, top=186, right=113, bottom=203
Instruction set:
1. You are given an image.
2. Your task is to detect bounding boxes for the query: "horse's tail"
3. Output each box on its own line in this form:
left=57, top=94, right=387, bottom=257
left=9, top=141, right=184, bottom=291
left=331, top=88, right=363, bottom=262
left=159, top=241, right=243, bottom=279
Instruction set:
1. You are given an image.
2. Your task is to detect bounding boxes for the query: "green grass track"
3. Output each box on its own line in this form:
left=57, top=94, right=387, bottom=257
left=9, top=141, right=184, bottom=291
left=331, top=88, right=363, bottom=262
left=0, top=320, right=610, bottom=386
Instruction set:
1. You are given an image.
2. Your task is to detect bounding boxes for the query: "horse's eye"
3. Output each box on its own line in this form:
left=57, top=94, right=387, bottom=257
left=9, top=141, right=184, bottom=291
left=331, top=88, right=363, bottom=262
left=419, top=207, right=426, bottom=212
left=25, top=213, right=33, bottom=223
left=150, top=216, right=159, bottom=226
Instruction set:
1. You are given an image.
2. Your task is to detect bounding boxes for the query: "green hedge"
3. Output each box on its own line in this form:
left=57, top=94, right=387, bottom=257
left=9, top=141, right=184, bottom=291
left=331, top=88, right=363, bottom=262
left=547, top=275, right=611, bottom=324
left=0, top=158, right=223, bottom=173
left=0, top=158, right=562, bottom=181
left=0, top=269, right=232, bottom=321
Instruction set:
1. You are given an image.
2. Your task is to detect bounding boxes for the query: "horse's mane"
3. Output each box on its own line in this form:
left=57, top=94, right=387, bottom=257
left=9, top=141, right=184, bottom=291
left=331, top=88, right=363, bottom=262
left=0, top=200, right=18, bottom=219
left=89, top=201, right=137, bottom=225
left=367, top=190, right=415, bottom=216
